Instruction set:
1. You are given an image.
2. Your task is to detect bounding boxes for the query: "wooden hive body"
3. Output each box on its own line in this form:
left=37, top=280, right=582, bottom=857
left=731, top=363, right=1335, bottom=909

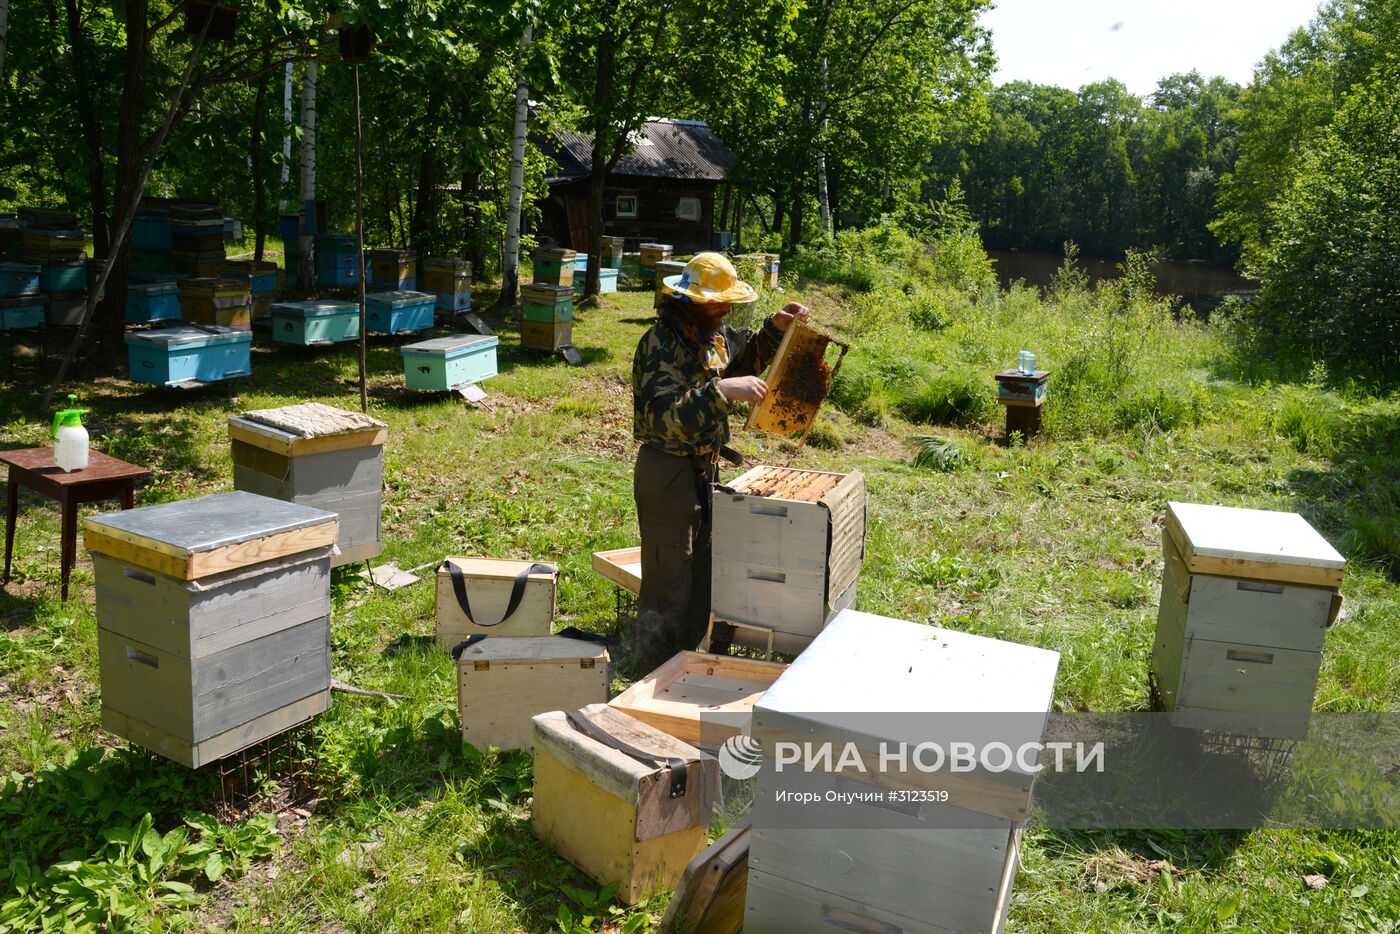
left=456, top=635, right=610, bottom=751
left=364, top=290, right=434, bottom=334
left=270, top=300, right=360, bottom=345
left=1151, top=502, right=1345, bottom=739
left=746, top=609, right=1058, bottom=934
left=228, top=405, right=387, bottom=566
left=609, top=650, right=786, bottom=749
left=710, top=466, right=866, bottom=654
left=435, top=558, right=557, bottom=648
left=521, top=320, right=572, bottom=351
left=401, top=334, right=499, bottom=390
left=532, top=704, right=716, bottom=905
left=85, top=492, right=337, bottom=767
left=124, top=283, right=181, bottom=324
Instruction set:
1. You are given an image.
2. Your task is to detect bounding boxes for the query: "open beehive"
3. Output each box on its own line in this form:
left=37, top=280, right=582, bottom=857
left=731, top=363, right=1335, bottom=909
left=745, top=319, right=848, bottom=446
left=609, top=651, right=787, bottom=747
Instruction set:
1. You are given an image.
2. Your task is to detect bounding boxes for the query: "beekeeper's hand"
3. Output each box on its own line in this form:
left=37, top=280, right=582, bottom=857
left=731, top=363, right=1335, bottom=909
left=718, top=376, right=769, bottom=403
left=773, top=302, right=812, bottom=332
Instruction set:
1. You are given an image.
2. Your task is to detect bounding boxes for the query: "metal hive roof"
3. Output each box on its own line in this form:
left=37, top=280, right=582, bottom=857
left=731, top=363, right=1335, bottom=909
left=544, top=118, right=737, bottom=183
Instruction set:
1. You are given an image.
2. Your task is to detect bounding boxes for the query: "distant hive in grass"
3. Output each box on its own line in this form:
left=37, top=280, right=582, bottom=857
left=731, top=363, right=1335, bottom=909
left=520, top=283, right=574, bottom=353
left=270, top=299, right=360, bottom=346
left=710, top=465, right=865, bottom=655
left=315, top=233, right=359, bottom=288
left=533, top=247, right=577, bottom=287
left=177, top=277, right=252, bottom=330
left=1152, top=501, right=1345, bottom=740
left=364, top=289, right=435, bottom=334
left=532, top=703, right=718, bottom=905
left=400, top=334, right=499, bottom=392
left=228, top=403, right=387, bottom=567
left=84, top=491, right=338, bottom=768
left=653, top=260, right=686, bottom=308
left=124, top=325, right=252, bottom=386
left=367, top=248, right=416, bottom=292
left=422, top=257, right=472, bottom=313
left=638, top=243, right=673, bottom=288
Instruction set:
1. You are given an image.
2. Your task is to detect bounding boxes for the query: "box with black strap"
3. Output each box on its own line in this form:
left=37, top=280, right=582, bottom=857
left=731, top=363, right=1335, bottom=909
left=434, top=557, right=558, bottom=648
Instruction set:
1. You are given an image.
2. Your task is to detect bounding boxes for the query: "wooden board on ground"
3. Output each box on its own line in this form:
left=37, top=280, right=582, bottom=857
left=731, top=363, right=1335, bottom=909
left=610, top=651, right=786, bottom=747
left=745, top=319, right=848, bottom=446
left=661, top=821, right=750, bottom=934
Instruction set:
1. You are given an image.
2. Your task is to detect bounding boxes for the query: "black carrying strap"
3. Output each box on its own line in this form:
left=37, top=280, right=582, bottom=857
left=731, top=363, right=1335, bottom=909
left=449, top=633, right=489, bottom=661
left=555, top=626, right=614, bottom=648
left=440, top=560, right=556, bottom=629
left=565, top=709, right=694, bottom=799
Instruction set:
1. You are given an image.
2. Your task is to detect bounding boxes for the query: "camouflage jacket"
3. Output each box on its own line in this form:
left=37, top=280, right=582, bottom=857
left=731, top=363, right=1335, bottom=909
left=632, top=310, right=784, bottom=457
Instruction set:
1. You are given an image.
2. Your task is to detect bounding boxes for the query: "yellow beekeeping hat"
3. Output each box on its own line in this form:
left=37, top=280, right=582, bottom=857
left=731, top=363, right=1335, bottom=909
left=661, top=252, right=758, bottom=304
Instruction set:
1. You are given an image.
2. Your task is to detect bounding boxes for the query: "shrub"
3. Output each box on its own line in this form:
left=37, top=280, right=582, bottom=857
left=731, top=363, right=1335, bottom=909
left=1114, top=385, right=1211, bottom=433
left=911, top=435, right=967, bottom=471
left=898, top=371, right=992, bottom=426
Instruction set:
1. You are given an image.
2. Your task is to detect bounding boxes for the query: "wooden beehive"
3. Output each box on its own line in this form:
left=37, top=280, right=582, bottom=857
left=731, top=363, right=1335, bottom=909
left=1151, top=501, right=1345, bottom=739
left=591, top=546, right=642, bottom=596
left=532, top=703, right=718, bottom=905
left=710, top=466, right=865, bottom=654
left=609, top=651, right=787, bottom=748
left=84, top=491, right=337, bottom=768
left=435, top=557, right=557, bottom=648
left=746, top=609, right=1059, bottom=934
left=228, top=404, right=387, bottom=566
left=455, top=635, right=610, bottom=752
left=745, top=320, right=848, bottom=445
left=660, top=820, right=750, bottom=934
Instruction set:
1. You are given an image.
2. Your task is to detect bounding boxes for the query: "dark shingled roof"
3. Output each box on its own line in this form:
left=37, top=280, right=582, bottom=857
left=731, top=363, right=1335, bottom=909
left=544, top=118, right=737, bottom=183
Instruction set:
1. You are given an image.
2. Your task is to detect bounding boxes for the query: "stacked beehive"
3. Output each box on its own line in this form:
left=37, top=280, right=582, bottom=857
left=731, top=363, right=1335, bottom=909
left=520, top=283, right=573, bottom=352
left=278, top=213, right=303, bottom=282
left=533, top=247, right=576, bottom=287
left=221, top=259, right=279, bottom=318
left=601, top=235, right=625, bottom=269
left=178, top=277, right=252, bottom=330
left=422, top=257, right=472, bottom=313
left=367, top=248, right=415, bottom=292
left=16, top=208, right=87, bottom=327
left=710, top=466, right=866, bottom=654
left=170, top=202, right=226, bottom=278
left=653, top=259, right=686, bottom=308
left=571, top=252, right=619, bottom=294
left=639, top=242, right=673, bottom=288
left=130, top=199, right=177, bottom=283
left=315, top=233, right=359, bottom=288
left=229, top=403, right=387, bottom=566
left=84, top=491, right=337, bottom=767
left=1152, top=501, right=1345, bottom=739
left=0, top=213, right=18, bottom=259
left=0, top=260, right=44, bottom=332
left=126, top=283, right=182, bottom=324
left=745, top=609, right=1060, bottom=934
left=736, top=252, right=780, bottom=289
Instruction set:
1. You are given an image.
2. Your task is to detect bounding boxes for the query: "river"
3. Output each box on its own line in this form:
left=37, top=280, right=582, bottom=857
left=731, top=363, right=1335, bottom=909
left=988, top=250, right=1258, bottom=311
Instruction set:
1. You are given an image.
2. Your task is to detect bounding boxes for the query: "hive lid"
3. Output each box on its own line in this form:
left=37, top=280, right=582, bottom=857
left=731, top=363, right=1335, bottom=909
left=521, top=283, right=573, bottom=299
left=533, top=247, right=576, bottom=261
left=270, top=299, right=357, bottom=317
left=640, top=242, right=673, bottom=250
left=455, top=634, right=608, bottom=665
left=438, top=557, right=557, bottom=582
left=129, top=282, right=180, bottom=295
left=1166, top=501, right=1345, bottom=586
left=83, top=491, right=337, bottom=580
left=365, top=289, right=432, bottom=306
left=0, top=262, right=41, bottom=275
left=123, top=325, right=251, bottom=346
left=401, top=334, right=498, bottom=355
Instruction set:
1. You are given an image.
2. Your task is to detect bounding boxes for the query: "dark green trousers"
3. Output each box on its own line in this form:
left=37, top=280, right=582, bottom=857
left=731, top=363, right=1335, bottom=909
left=632, top=445, right=717, bottom=676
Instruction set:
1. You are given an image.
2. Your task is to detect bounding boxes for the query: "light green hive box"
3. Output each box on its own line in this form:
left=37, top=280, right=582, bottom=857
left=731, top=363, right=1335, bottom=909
left=522, top=284, right=573, bottom=323
left=271, top=300, right=360, bottom=345
left=402, top=334, right=500, bottom=390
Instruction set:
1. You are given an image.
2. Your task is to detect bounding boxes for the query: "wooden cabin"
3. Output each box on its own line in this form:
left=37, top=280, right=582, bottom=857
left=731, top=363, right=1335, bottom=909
left=538, top=118, right=736, bottom=254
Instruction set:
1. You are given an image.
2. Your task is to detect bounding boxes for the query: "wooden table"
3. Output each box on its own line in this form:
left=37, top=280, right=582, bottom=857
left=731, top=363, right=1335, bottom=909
left=1, top=447, right=150, bottom=601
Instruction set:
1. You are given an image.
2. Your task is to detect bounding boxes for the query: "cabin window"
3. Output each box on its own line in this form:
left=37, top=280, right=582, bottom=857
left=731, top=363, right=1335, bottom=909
left=675, top=196, right=702, bottom=221
left=616, top=194, right=638, bottom=218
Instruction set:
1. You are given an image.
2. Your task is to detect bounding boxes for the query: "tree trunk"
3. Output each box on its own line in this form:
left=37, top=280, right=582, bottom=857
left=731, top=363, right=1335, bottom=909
left=0, top=0, right=10, bottom=77
left=816, top=56, right=831, bottom=236
left=107, top=0, right=152, bottom=358
left=501, top=24, right=531, bottom=306
left=297, top=60, right=317, bottom=291
left=772, top=185, right=786, bottom=241
left=61, top=0, right=108, bottom=257
left=410, top=89, right=440, bottom=254
left=583, top=25, right=617, bottom=301
left=462, top=169, right=485, bottom=275
left=279, top=43, right=293, bottom=206
left=251, top=50, right=271, bottom=261
left=788, top=179, right=804, bottom=250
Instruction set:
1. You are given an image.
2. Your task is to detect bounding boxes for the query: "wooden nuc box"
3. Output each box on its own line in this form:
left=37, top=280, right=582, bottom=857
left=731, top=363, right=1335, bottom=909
left=435, top=557, right=558, bottom=649
left=454, top=635, right=610, bottom=752
left=84, top=491, right=337, bottom=768
left=532, top=703, right=718, bottom=905
left=609, top=650, right=786, bottom=749
left=228, top=404, right=387, bottom=567
left=747, top=610, right=1060, bottom=934
left=710, top=466, right=866, bottom=654
left=1152, top=501, right=1345, bottom=739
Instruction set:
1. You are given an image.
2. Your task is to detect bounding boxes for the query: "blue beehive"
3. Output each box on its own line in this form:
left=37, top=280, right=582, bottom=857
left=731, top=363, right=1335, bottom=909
left=41, top=262, right=87, bottom=293
left=315, top=234, right=359, bottom=288
left=125, top=325, right=252, bottom=386
left=431, top=289, right=472, bottom=312
left=271, top=300, right=360, bottom=345
left=365, top=290, right=434, bottom=334
left=401, top=334, right=499, bottom=391
left=0, top=296, right=45, bottom=330
left=574, top=268, right=618, bottom=295
left=0, top=262, right=41, bottom=298
left=574, top=253, right=589, bottom=273
left=126, top=283, right=182, bottom=324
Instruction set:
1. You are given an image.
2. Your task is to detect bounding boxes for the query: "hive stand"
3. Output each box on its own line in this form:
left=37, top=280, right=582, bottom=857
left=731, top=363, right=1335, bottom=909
left=994, top=369, right=1050, bottom=439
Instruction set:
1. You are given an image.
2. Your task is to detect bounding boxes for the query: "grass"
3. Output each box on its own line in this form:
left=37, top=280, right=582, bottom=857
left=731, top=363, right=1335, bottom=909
left=1, top=239, right=1398, bottom=931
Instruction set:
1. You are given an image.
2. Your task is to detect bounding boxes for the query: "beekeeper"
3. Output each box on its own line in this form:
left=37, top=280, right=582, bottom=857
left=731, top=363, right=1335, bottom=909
left=629, top=252, right=810, bottom=674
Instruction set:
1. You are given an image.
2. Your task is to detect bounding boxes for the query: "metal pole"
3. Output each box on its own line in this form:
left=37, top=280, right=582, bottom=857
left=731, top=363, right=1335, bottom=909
left=353, top=61, right=367, bottom=414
